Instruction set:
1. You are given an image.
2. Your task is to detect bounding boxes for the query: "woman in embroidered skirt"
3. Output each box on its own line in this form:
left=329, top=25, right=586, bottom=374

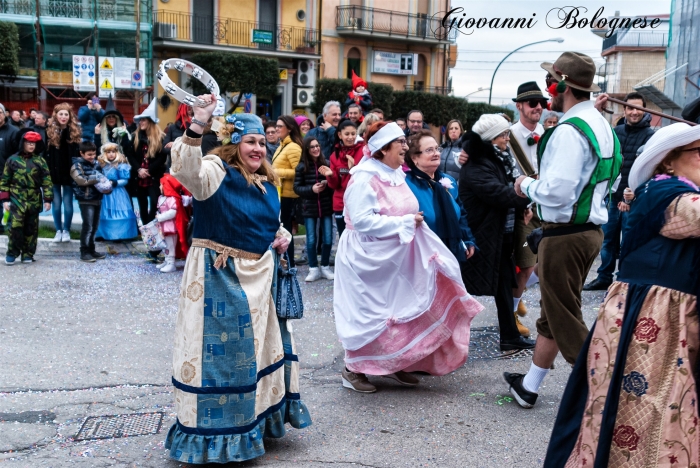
left=165, top=96, right=311, bottom=464
left=334, top=121, right=483, bottom=393
left=544, top=123, right=700, bottom=468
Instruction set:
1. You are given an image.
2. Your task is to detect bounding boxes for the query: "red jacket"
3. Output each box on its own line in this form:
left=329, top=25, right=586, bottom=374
left=160, top=174, right=192, bottom=259
left=325, top=142, right=364, bottom=212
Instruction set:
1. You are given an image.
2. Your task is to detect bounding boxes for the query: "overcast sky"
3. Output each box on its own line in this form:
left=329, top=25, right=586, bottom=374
left=448, top=0, right=671, bottom=105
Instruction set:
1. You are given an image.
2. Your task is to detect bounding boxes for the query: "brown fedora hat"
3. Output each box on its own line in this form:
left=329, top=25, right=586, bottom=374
left=541, top=52, right=600, bottom=93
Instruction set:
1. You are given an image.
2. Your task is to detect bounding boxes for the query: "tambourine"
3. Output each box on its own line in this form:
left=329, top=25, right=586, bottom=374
left=157, top=59, right=220, bottom=107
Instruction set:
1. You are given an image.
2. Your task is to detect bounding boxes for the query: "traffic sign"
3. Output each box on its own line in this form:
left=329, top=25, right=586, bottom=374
left=131, top=70, right=143, bottom=89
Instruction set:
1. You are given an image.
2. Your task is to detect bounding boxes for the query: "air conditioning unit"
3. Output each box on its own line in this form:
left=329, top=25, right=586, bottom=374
left=294, top=87, right=313, bottom=107
left=294, top=60, right=316, bottom=88
left=155, top=23, right=177, bottom=39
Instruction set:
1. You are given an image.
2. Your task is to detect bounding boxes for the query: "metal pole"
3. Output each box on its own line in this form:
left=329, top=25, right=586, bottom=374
left=605, top=97, right=697, bottom=125
left=134, top=0, right=141, bottom=116
left=34, top=0, right=43, bottom=111
left=488, top=38, right=563, bottom=105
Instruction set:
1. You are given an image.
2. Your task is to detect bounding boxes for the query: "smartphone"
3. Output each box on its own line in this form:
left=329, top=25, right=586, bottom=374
left=91, top=96, right=100, bottom=106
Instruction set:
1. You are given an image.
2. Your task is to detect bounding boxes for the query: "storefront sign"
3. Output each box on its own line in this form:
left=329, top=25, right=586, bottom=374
left=252, top=29, right=273, bottom=44
left=372, top=51, right=418, bottom=75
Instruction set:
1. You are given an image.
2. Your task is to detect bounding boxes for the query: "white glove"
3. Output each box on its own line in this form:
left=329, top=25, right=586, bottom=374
left=182, top=195, right=193, bottom=207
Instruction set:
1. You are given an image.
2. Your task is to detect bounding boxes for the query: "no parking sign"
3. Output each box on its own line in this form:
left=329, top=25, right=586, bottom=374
left=131, top=70, right=144, bottom=89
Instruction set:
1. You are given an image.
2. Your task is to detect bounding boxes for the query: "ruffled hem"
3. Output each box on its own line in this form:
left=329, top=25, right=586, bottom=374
left=165, top=399, right=312, bottom=464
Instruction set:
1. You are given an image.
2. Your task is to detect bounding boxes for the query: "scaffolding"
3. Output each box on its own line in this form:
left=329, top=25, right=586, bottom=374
left=664, top=0, right=700, bottom=113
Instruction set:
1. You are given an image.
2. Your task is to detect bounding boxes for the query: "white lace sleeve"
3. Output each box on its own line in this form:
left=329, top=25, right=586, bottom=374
left=344, top=173, right=416, bottom=243
left=170, top=135, right=226, bottom=201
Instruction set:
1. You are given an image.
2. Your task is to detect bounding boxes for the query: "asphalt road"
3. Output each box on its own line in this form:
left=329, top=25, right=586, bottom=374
left=0, top=250, right=607, bottom=467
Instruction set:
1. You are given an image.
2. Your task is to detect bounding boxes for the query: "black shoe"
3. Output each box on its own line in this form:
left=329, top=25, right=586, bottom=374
left=500, top=336, right=536, bottom=351
left=504, top=372, right=538, bottom=408
left=583, top=278, right=612, bottom=291
left=295, top=254, right=308, bottom=266
left=80, top=252, right=96, bottom=263
left=90, top=250, right=106, bottom=260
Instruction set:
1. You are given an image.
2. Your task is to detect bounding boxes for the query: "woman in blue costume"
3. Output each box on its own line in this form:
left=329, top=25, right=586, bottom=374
left=96, top=142, right=138, bottom=240
left=404, top=129, right=476, bottom=262
left=165, top=95, right=311, bottom=464
left=544, top=123, right=700, bottom=467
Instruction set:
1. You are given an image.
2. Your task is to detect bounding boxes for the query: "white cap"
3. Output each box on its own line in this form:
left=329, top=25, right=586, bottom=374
left=472, top=114, right=510, bottom=142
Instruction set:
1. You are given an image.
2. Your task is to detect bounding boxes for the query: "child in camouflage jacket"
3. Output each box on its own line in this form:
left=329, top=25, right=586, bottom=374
left=0, top=130, right=53, bottom=264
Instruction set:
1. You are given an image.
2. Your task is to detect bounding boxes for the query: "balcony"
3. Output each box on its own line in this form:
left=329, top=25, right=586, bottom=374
left=152, top=10, right=321, bottom=58
left=0, top=0, right=151, bottom=27
left=602, top=31, right=667, bottom=53
left=404, top=85, right=451, bottom=95
left=336, top=6, right=455, bottom=45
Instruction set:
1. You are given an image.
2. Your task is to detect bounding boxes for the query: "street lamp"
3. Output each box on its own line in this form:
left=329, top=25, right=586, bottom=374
left=464, top=87, right=490, bottom=99
left=488, top=38, right=565, bottom=105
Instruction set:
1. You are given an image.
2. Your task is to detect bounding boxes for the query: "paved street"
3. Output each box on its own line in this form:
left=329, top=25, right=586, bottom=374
left=0, top=248, right=607, bottom=467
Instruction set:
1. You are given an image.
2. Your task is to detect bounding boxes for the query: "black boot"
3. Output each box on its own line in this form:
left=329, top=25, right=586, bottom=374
left=583, top=278, right=612, bottom=291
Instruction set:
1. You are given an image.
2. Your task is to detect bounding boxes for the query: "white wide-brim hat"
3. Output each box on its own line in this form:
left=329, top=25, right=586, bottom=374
left=628, top=123, right=700, bottom=191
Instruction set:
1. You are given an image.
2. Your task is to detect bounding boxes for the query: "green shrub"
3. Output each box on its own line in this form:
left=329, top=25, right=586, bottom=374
left=0, top=22, right=20, bottom=81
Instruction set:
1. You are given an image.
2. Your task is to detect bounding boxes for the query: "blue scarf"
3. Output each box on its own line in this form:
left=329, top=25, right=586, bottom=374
left=621, top=176, right=700, bottom=262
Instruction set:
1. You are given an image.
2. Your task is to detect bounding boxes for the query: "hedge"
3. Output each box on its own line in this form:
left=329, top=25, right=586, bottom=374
left=311, top=78, right=512, bottom=128
left=0, top=22, right=20, bottom=81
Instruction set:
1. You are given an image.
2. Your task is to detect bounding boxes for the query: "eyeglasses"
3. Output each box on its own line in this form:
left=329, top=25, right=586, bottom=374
left=545, top=73, right=558, bottom=88
left=265, top=130, right=277, bottom=135
left=527, top=100, right=547, bottom=109
left=309, top=145, right=321, bottom=150
left=417, top=146, right=439, bottom=155
left=680, top=147, right=700, bottom=156
left=496, top=131, right=510, bottom=139
left=393, top=138, right=408, bottom=146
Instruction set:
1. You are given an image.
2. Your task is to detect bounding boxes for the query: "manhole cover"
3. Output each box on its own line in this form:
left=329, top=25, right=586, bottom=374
left=469, top=326, right=534, bottom=360
left=74, top=412, right=164, bottom=441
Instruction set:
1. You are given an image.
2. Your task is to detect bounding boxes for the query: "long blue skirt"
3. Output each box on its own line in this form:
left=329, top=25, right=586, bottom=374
left=96, top=186, right=138, bottom=240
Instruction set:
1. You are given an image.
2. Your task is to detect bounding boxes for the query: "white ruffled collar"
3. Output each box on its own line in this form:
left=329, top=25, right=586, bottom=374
left=350, top=157, right=406, bottom=186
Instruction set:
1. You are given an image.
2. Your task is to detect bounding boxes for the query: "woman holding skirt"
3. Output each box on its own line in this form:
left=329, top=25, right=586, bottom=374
left=544, top=123, right=700, bottom=467
left=165, top=95, right=311, bottom=464
left=334, top=121, right=483, bottom=393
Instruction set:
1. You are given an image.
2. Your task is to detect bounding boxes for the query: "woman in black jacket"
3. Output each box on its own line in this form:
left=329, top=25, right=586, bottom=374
left=293, top=136, right=334, bottom=282
left=126, top=106, right=166, bottom=225
left=459, top=114, right=534, bottom=351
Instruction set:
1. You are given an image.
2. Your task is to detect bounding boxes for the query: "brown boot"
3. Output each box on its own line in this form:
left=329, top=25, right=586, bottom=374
left=516, top=299, right=528, bottom=317
left=515, top=313, right=530, bottom=337
left=342, top=368, right=377, bottom=393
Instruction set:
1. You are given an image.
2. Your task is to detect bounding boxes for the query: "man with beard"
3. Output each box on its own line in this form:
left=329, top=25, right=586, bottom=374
left=583, top=92, right=655, bottom=291
left=346, top=104, right=362, bottom=125
left=504, top=52, right=622, bottom=409
left=508, top=82, right=547, bottom=334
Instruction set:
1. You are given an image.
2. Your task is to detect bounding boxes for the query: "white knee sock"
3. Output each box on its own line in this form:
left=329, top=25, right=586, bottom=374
left=522, top=363, right=549, bottom=393
left=526, top=271, right=540, bottom=288
left=513, top=296, right=521, bottom=312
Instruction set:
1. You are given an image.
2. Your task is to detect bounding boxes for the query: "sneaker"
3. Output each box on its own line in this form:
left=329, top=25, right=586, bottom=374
left=320, top=266, right=334, bottom=280
left=500, top=336, right=536, bottom=352
left=5, top=255, right=16, bottom=265
left=295, top=254, right=309, bottom=266
left=52, top=231, right=62, bottom=242
left=383, top=371, right=420, bottom=387
left=341, top=368, right=377, bottom=393
left=21, top=254, right=35, bottom=263
left=90, top=251, right=106, bottom=260
left=503, top=372, right=538, bottom=408
left=61, top=230, right=71, bottom=242
left=160, top=258, right=176, bottom=273
left=515, top=313, right=530, bottom=336
left=305, top=267, right=321, bottom=282
left=516, top=300, right=527, bottom=317
left=80, top=252, right=96, bottom=263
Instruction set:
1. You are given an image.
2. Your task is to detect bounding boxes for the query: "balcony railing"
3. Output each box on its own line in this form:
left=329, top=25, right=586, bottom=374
left=0, top=0, right=150, bottom=22
left=404, top=85, right=451, bottom=95
left=152, top=10, right=321, bottom=55
left=336, top=5, right=454, bottom=42
left=603, top=32, right=668, bottom=51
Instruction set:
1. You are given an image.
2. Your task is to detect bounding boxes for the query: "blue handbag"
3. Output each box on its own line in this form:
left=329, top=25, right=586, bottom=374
left=275, top=252, right=304, bottom=319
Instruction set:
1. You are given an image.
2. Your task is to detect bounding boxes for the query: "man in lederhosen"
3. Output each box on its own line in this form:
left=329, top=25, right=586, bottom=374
left=504, top=52, right=622, bottom=408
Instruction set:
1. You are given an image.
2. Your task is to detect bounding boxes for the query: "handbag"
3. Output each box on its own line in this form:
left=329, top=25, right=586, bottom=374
left=275, top=252, right=304, bottom=319
left=139, top=219, right=167, bottom=251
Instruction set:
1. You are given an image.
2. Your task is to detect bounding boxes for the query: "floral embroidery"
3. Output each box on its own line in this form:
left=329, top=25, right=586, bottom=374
left=595, top=352, right=600, bottom=360
left=634, top=317, right=661, bottom=343
left=622, top=371, right=649, bottom=397
left=613, top=425, right=640, bottom=451
left=678, top=357, right=684, bottom=367
left=681, top=339, right=688, bottom=348
left=438, top=177, right=454, bottom=190
left=669, top=455, right=679, bottom=464
left=615, top=318, right=623, bottom=327
left=181, top=361, right=196, bottom=383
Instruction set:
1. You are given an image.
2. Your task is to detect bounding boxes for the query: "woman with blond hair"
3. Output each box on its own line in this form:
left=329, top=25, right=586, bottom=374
left=165, top=95, right=311, bottom=464
left=357, top=111, right=380, bottom=140
left=46, top=103, right=82, bottom=242
left=126, top=99, right=166, bottom=226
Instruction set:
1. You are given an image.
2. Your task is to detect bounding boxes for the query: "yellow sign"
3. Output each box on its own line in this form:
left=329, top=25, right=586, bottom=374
left=75, top=79, right=80, bottom=84
left=89, top=79, right=94, bottom=85
left=42, top=70, right=73, bottom=85
left=100, top=59, right=112, bottom=69
left=100, top=79, right=113, bottom=90
left=279, top=69, right=288, bottom=80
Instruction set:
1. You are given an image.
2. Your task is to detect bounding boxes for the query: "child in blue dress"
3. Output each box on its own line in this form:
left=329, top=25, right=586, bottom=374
left=96, top=142, right=138, bottom=240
